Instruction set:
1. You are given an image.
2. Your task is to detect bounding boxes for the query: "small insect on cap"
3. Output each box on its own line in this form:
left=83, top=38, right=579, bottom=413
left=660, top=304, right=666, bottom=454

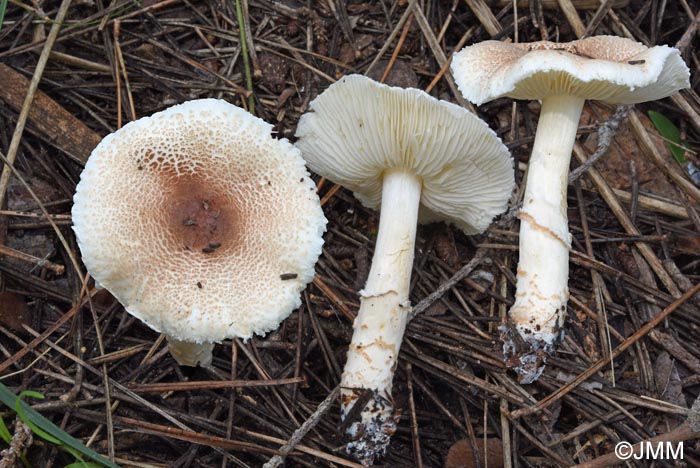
left=72, top=99, right=326, bottom=350
left=451, top=35, right=690, bottom=105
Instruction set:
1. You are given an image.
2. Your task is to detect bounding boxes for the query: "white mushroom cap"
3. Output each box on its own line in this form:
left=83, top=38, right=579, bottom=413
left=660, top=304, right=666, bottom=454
left=295, top=74, right=513, bottom=235
left=451, top=36, right=690, bottom=105
left=72, top=99, right=326, bottom=344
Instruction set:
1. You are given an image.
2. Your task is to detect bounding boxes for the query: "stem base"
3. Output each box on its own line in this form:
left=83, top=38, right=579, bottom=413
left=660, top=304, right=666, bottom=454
left=503, top=94, right=584, bottom=384
left=339, top=169, right=422, bottom=464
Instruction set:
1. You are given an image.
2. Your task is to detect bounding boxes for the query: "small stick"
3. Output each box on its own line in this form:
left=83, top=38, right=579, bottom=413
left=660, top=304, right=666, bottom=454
left=0, top=210, right=71, bottom=220
left=0, top=0, right=73, bottom=208
left=129, top=377, right=305, bottom=393
left=235, top=0, right=255, bottom=113
left=114, top=20, right=137, bottom=124
left=568, top=105, right=629, bottom=182
left=263, top=386, right=341, bottom=468
left=319, top=183, right=342, bottom=206
left=463, top=0, right=503, bottom=35
left=675, top=8, right=700, bottom=56
left=379, top=14, right=413, bottom=84
left=581, top=0, right=618, bottom=38
left=0, top=244, right=64, bottom=275
left=555, top=0, right=586, bottom=37
left=410, top=248, right=486, bottom=319
left=510, top=282, right=700, bottom=419
left=405, top=363, right=423, bottom=468
left=629, top=109, right=700, bottom=204
left=0, top=418, right=33, bottom=467
left=424, top=23, right=476, bottom=94
left=0, top=288, right=99, bottom=374
left=572, top=143, right=682, bottom=298
left=365, top=8, right=412, bottom=77
left=407, top=0, right=474, bottom=111
left=312, top=276, right=355, bottom=321
left=436, top=0, right=459, bottom=43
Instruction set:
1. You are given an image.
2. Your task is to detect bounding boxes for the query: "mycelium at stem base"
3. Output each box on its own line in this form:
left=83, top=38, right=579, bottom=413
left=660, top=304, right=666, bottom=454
left=501, top=94, right=585, bottom=384
left=340, top=168, right=422, bottom=465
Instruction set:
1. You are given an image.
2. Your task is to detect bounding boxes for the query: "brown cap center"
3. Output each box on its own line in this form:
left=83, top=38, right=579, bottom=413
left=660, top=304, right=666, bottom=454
left=164, top=175, right=240, bottom=256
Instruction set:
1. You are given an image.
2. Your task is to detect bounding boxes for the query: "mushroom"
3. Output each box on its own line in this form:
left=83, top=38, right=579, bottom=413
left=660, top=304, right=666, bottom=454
left=295, top=74, right=513, bottom=464
left=451, top=36, right=690, bottom=383
left=72, top=99, right=327, bottom=367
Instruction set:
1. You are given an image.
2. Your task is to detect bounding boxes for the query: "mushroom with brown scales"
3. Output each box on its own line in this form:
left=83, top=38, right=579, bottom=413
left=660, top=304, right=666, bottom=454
left=451, top=36, right=690, bottom=384
left=72, top=99, right=327, bottom=367
left=295, top=74, right=514, bottom=464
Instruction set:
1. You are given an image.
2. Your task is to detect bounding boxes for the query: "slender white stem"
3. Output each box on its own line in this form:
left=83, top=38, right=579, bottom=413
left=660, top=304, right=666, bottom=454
left=340, top=168, right=422, bottom=463
left=505, top=94, right=585, bottom=383
left=167, top=337, right=214, bottom=367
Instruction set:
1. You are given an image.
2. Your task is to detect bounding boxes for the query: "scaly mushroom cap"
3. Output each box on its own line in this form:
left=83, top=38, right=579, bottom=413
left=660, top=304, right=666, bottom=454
left=295, top=74, right=513, bottom=235
left=452, top=36, right=690, bottom=105
left=73, top=99, right=326, bottom=344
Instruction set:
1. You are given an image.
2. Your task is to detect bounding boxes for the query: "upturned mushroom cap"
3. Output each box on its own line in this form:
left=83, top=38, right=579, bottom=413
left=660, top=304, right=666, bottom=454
left=295, top=74, right=513, bottom=235
left=451, top=36, right=690, bottom=105
left=72, top=99, right=326, bottom=344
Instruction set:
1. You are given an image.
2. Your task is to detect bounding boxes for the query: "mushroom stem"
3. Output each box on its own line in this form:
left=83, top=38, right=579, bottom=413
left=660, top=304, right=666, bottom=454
left=340, top=168, right=422, bottom=464
left=503, top=94, right=585, bottom=384
left=166, top=337, right=215, bottom=367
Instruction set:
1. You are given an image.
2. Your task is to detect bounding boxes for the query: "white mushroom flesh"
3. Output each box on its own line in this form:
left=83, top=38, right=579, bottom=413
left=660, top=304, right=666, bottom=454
left=73, top=99, right=326, bottom=366
left=341, top=168, right=421, bottom=456
left=451, top=36, right=690, bottom=383
left=295, top=74, right=513, bottom=464
left=505, top=94, right=583, bottom=382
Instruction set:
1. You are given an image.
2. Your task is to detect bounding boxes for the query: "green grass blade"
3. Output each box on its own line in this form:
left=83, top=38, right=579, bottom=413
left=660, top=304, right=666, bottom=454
left=0, top=414, right=12, bottom=443
left=15, top=391, right=63, bottom=445
left=0, top=383, right=121, bottom=468
left=0, top=0, right=7, bottom=34
left=648, top=110, right=688, bottom=164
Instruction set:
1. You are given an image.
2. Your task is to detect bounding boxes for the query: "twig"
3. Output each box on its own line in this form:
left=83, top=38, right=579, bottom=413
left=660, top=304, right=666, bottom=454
left=628, top=109, right=700, bottom=204
left=0, top=289, right=97, bottom=374
left=571, top=143, right=682, bottom=298
left=675, top=7, right=700, bottom=56
left=610, top=188, right=688, bottom=218
left=0, top=151, right=83, bottom=282
left=320, top=183, right=342, bottom=206
left=365, top=7, right=412, bottom=77
left=380, top=14, right=413, bottom=84
left=113, top=19, right=137, bottom=124
left=129, top=377, right=305, bottom=393
left=0, top=418, right=33, bottom=468
left=0, top=244, right=64, bottom=275
left=569, top=105, right=629, bottom=183
left=581, top=0, right=618, bottom=37
left=262, top=386, right=341, bottom=468
left=235, top=0, right=255, bottom=113
left=410, top=248, right=486, bottom=320
left=555, top=0, right=586, bottom=37
left=408, top=0, right=475, bottom=112
left=405, top=363, right=423, bottom=468
left=510, top=282, right=700, bottom=419
left=462, top=0, right=503, bottom=36
left=424, top=23, right=476, bottom=94
left=312, top=276, right=356, bottom=321
left=0, top=0, right=73, bottom=208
